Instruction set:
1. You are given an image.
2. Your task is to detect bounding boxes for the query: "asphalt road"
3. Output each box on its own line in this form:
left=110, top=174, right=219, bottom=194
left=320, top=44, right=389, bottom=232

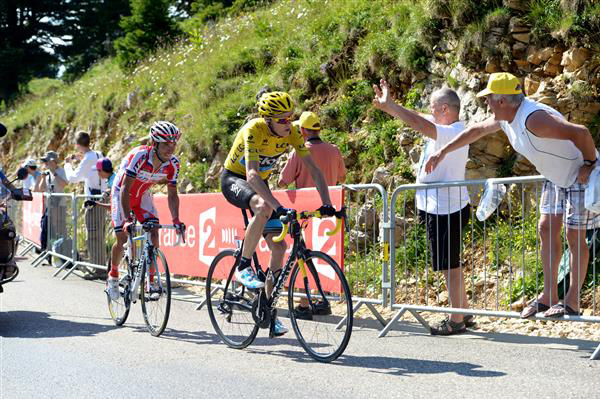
left=1, top=256, right=599, bottom=399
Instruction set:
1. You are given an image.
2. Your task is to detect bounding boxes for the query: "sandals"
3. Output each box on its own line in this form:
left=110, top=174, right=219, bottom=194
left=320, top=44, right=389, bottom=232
left=520, top=300, right=550, bottom=319
left=544, top=302, right=580, bottom=318
left=443, top=315, right=476, bottom=328
left=463, top=314, right=476, bottom=328
left=430, top=319, right=466, bottom=336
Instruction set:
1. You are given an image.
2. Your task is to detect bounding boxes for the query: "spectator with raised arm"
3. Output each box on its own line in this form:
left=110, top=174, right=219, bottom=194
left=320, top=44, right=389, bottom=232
left=64, top=131, right=108, bottom=278
left=373, top=79, right=473, bottom=335
left=37, top=151, right=68, bottom=251
left=425, top=72, right=600, bottom=319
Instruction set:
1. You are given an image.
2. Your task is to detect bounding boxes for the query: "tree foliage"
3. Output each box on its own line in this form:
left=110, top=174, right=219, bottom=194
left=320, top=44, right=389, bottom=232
left=58, top=0, right=131, bottom=82
left=0, top=0, right=67, bottom=105
left=114, top=0, right=181, bottom=70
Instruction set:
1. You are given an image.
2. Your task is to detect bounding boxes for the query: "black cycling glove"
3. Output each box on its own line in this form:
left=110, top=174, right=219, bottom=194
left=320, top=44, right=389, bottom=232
left=317, top=204, right=336, bottom=217
left=275, top=206, right=292, bottom=218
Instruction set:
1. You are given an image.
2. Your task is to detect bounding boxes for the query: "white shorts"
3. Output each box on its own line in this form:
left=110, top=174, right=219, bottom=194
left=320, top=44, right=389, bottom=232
left=110, top=185, right=158, bottom=232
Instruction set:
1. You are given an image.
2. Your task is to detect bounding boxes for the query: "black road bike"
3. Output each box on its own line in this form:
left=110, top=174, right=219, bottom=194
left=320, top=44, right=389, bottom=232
left=206, top=208, right=353, bottom=362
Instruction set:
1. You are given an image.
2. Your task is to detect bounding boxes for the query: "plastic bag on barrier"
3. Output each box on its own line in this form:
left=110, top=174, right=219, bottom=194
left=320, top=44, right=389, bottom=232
left=51, top=237, right=73, bottom=267
left=476, top=180, right=507, bottom=221
left=584, top=165, right=600, bottom=213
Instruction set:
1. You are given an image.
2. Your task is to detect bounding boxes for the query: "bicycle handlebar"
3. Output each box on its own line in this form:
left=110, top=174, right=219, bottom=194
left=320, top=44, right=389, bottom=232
left=126, top=222, right=186, bottom=245
left=272, top=207, right=345, bottom=243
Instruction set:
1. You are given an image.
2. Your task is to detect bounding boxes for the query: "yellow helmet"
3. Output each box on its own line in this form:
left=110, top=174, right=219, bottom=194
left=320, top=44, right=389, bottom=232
left=257, top=91, right=294, bottom=117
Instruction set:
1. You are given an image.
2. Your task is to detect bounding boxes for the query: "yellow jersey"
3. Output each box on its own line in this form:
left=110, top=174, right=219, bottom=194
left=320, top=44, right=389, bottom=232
left=224, top=118, right=309, bottom=179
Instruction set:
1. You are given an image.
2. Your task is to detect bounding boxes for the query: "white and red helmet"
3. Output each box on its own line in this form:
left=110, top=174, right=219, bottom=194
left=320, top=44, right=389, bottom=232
left=150, top=121, right=181, bottom=142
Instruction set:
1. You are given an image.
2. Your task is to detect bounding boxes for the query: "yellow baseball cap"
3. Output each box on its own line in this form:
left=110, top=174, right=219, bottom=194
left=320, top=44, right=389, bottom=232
left=476, top=72, right=523, bottom=97
left=298, top=111, right=321, bottom=131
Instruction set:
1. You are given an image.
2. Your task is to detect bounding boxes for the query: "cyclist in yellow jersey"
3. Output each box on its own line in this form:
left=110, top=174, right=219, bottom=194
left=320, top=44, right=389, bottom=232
left=221, top=91, right=335, bottom=336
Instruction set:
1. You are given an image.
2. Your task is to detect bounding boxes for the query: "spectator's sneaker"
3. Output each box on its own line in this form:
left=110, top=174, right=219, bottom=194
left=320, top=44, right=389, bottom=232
left=273, top=318, right=288, bottom=337
left=106, top=277, right=120, bottom=301
left=234, top=266, right=265, bottom=289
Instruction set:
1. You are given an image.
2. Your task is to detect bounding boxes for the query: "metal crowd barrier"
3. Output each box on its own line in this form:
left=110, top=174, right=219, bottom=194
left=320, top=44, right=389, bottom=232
left=29, top=193, right=110, bottom=279
left=382, top=176, right=600, bottom=360
left=60, top=194, right=110, bottom=279
left=198, top=184, right=392, bottom=325
left=340, top=183, right=390, bottom=326
left=18, top=182, right=600, bottom=360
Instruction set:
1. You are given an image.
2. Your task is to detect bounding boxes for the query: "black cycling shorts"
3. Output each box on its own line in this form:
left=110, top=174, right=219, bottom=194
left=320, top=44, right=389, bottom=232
left=220, top=169, right=282, bottom=235
left=221, top=169, right=258, bottom=209
left=418, top=205, right=470, bottom=271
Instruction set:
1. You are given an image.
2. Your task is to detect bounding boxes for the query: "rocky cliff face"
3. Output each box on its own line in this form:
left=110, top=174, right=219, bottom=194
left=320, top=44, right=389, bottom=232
left=395, top=12, right=600, bottom=183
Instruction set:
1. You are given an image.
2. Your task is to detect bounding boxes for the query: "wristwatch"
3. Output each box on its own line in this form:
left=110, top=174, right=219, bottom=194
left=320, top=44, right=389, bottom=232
left=584, top=159, right=597, bottom=167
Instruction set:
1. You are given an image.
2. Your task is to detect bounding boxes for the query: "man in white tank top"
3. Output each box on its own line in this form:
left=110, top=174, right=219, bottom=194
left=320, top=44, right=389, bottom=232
left=425, top=72, right=599, bottom=318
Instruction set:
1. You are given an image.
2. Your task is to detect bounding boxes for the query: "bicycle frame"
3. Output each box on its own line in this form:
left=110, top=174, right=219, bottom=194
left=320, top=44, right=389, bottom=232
left=124, top=223, right=180, bottom=304
left=221, top=209, right=343, bottom=313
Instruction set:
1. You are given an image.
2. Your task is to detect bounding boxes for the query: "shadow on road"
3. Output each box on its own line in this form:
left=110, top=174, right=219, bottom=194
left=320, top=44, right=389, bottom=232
left=380, top=318, right=598, bottom=358
left=157, top=327, right=307, bottom=348
left=245, top=347, right=506, bottom=377
left=149, top=327, right=223, bottom=345
left=0, top=311, right=114, bottom=338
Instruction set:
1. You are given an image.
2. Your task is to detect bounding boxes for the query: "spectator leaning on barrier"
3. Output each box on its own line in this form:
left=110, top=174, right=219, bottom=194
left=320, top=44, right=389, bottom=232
left=278, top=111, right=346, bottom=320
left=22, top=158, right=41, bottom=193
left=426, top=72, right=600, bottom=319
left=90, top=158, right=115, bottom=211
left=37, top=151, right=68, bottom=251
left=64, top=131, right=108, bottom=278
left=373, top=80, right=473, bottom=335
left=278, top=111, right=346, bottom=189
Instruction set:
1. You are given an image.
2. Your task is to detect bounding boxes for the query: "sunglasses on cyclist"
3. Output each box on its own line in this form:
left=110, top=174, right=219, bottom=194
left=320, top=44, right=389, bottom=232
left=273, top=117, right=291, bottom=124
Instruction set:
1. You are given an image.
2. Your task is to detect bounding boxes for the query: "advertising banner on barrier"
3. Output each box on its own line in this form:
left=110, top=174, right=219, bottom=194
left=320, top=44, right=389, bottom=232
left=153, top=187, right=344, bottom=291
left=21, top=192, right=44, bottom=246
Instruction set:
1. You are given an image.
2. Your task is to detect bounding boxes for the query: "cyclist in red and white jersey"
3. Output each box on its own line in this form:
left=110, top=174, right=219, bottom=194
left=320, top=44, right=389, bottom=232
left=106, top=121, right=185, bottom=300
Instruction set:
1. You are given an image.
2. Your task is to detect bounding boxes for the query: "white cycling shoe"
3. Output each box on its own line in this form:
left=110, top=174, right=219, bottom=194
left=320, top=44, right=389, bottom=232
left=106, top=277, right=120, bottom=301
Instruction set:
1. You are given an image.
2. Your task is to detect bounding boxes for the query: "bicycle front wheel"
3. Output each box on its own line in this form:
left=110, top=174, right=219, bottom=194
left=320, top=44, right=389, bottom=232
left=107, top=255, right=131, bottom=326
left=206, top=249, right=259, bottom=349
left=288, top=250, right=353, bottom=362
left=141, top=248, right=171, bottom=336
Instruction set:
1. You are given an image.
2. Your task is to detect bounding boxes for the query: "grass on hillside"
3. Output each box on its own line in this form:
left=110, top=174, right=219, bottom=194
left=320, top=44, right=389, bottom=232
left=0, top=0, right=472, bottom=189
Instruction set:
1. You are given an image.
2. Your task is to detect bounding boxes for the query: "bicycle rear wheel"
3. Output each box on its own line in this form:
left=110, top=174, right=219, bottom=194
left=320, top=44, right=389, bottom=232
left=107, top=256, right=131, bottom=326
left=206, top=249, right=259, bottom=349
left=288, top=250, right=353, bottom=362
left=141, top=248, right=171, bottom=336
